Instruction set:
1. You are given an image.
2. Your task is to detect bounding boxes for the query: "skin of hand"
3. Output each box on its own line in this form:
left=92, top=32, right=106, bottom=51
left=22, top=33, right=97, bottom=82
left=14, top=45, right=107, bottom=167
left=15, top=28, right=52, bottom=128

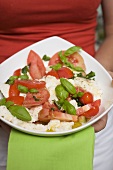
left=93, top=0, right=113, bottom=133
left=92, top=114, right=108, bottom=132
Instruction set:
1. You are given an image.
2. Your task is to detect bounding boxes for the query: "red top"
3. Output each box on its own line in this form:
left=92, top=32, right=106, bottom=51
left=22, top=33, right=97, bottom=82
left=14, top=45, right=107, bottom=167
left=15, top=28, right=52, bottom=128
left=0, top=0, right=101, bottom=63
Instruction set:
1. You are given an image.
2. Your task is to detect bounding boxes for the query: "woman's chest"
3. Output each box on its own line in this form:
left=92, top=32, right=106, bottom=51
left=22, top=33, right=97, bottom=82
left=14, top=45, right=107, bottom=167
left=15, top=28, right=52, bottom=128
left=0, top=0, right=101, bottom=30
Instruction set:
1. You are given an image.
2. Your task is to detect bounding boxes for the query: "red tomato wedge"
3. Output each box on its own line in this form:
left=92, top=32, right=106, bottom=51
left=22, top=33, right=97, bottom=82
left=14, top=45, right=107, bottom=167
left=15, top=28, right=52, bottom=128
left=6, top=96, right=24, bottom=105
left=9, top=84, right=20, bottom=97
left=13, top=69, right=21, bottom=76
left=76, top=99, right=101, bottom=116
left=91, top=99, right=101, bottom=107
left=57, top=67, right=74, bottom=79
left=82, top=106, right=99, bottom=118
left=23, top=88, right=50, bottom=108
left=46, top=69, right=59, bottom=79
left=27, top=50, right=46, bottom=79
left=15, top=80, right=46, bottom=89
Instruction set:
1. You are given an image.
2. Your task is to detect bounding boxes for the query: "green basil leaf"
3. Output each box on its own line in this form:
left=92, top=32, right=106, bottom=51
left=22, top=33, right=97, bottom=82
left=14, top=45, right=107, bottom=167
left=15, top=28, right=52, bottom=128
left=85, top=71, right=95, bottom=79
left=42, top=55, right=50, bottom=61
left=22, top=66, right=29, bottom=74
left=50, top=63, right=62, bottom=71
left=18, top=85, right=29, bottom=93
left=5, top=101, right=14, bottom=108
left=0, top=98, right=6, bottom=106
left=19, top=74, right=29, bottom=80
left=8, top=105, right=31, bottom=121
left=64, top=46, right=81, bottom=57
left=59, top=51, right=84, bottom=72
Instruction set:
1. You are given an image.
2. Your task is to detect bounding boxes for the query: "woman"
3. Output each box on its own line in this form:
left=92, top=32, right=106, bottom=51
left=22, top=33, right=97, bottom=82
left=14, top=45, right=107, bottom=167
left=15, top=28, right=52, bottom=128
left=0, top=0, right=113, bottom=169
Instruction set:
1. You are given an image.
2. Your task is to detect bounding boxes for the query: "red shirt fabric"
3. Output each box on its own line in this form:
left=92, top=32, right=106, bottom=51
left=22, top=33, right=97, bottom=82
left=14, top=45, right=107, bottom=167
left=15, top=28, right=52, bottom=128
left=0, top=0, right=101, bottom=63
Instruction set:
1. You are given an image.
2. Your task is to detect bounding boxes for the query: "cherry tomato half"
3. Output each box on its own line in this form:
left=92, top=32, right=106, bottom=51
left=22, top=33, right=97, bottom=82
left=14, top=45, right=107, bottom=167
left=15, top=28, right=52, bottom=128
left=79, top=92, right=93, bottom=104
left=82, top=106, right=99, bottom=118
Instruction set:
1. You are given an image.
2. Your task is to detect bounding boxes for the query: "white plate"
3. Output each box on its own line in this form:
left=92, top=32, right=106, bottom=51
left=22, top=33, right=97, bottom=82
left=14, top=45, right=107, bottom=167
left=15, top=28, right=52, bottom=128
left=0, top=36, right=113, bottom=136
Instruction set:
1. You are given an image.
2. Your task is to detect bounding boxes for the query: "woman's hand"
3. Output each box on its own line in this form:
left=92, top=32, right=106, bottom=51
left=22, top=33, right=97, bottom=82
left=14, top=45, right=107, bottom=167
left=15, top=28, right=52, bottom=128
left=92, top=114, right=108, bottom=132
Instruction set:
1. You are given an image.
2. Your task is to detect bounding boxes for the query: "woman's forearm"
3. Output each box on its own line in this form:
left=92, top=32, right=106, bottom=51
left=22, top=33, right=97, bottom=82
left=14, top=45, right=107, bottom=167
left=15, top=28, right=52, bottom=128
left=95, top=35, right=113, bottom=72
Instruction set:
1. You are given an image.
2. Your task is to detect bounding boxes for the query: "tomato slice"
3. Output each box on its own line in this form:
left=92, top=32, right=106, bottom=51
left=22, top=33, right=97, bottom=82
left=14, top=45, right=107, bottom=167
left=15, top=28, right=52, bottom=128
left=13, top=69, right=21, bottom=76
left=48, top=52, right=62, bottom=66
left=48, top=51, right=86, bottom=71
left=15, top=79, right=46, bottom=89
left=57, top=67, right=74, bottom=79
left=46, top=69, right=59, bottom=79
left=6, top=96, right=24, bottom=105
left=68, top=52, right=86, bottom=71
left=82, top=106, right=99, bottom=118
left=23, top=88, right=50, bottom=108
left=9, top=84, right=20, bottom=97
left=76, top=99, right=101, bottom=116
left=91, top=99, right=101, bottom=107
left=79, top=92, right=94, bottom=104
left=27, top=50, right=46, bottom=79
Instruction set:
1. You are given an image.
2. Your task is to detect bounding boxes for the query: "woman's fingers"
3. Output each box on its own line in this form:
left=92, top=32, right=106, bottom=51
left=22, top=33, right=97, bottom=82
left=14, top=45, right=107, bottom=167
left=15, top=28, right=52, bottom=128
left=92, top=114, right=108, bottom=132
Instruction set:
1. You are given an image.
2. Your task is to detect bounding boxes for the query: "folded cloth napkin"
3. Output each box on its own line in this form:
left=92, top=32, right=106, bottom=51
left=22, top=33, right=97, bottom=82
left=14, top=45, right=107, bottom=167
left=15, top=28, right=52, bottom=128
left=7, top=127, right=95, bottom=170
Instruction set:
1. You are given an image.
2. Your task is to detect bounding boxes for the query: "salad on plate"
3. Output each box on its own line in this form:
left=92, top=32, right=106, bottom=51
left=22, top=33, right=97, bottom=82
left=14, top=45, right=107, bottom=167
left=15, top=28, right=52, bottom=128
left=0, top=46, right=102, bottom=133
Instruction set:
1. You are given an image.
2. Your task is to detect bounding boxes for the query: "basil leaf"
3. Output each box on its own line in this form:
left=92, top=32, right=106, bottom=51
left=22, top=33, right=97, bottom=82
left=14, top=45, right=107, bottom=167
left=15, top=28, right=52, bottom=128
left=0, top=98, right=6, bottom=106
left=5, top=101, right=14, bottom=108
left=85, top=71, right=95, bottom=79
left=18, top=85, right=29, bottom=93
left=64, top=46, right=81, bottom=57
left=59, top=51, right=67, bottom=63
left=19, top=74, right=29, bottom=80
left=9, top=105, right=31, bottom=121
left=50, top=63, right=62, bottom=71
left=42, top=55, right=50, bottom=61
left=22, top=66, right=29, bottom=74
left=77, top=71, right=95, bottom=79
left=59, top=50, right=84, bottom=72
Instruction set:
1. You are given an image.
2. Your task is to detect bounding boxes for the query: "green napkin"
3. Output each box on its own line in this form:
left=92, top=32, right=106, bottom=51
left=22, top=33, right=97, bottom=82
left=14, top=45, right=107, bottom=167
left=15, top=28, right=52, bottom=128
left=7, top=127, right=95, bottom=170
